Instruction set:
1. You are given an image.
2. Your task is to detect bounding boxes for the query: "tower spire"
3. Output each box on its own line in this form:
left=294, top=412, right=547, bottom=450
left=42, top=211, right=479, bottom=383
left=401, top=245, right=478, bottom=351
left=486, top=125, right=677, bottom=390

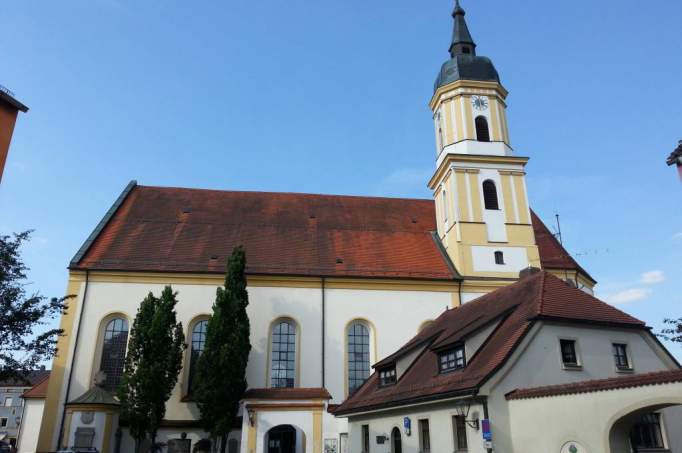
left=449, top=0, right=476, bottom=57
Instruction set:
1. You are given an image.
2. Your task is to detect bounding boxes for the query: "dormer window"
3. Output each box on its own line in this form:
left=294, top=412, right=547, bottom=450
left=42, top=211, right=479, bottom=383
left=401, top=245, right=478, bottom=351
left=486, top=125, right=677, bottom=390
left=379, top=367, right=397, bottom=386
left=438, top=345, right=466, bottom=373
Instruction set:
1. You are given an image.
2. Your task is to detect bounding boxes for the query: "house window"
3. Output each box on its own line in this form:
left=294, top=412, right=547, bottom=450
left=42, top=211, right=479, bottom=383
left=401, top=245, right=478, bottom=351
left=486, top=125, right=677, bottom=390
left=419, top=419, right=431, bottom=453
left=188, top=319, right=208, bottom=393
left=362, top=424, right=370, bottom=453
left=494, top=251, right=505, bottom=265
left=452, top=415, right=468, bottom=451
left=379, top=367, right=397, bottom=386
left=475, top=116, right=490, bottom=142
left=99, top=317, right=129, bottom=392
left=270, top=320, right=297, bottom=388
left=3, top=397, right=12, bottom=407
left=613, top=343, right=631, bottom=370
left=630, top=413, right=665, bottom=449
left=347, top=322, right=371, bottom=394
left=560, top=339, right=580, bottom=367
left=439, top=346, right=466, bottom=373
left=0, top=418, right=7, bottom=428
left=482, top=180, right=499, bottom=210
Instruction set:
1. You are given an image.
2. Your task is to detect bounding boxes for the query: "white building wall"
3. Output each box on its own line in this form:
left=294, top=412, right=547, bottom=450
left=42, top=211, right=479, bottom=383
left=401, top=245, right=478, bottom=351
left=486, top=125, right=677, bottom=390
left=482, top=322, right=679, bottom=453
left=63, top=280, right=452, bottom=446
left=17, top=399, right=44, bottom=453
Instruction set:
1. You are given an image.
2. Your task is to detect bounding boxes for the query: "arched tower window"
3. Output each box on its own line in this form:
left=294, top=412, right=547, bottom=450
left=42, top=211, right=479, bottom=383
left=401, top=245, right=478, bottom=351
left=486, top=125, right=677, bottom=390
left=270, top=320, right=297, bottom=388
left=188, top=319, right=208, bottom=393
left=475, top=116, right=490, bottom=142
left=347, top=322, right=371, bottom=394
left=482, top=180, right=499, bottom=210
left=99, top=317, right=129, bottom=392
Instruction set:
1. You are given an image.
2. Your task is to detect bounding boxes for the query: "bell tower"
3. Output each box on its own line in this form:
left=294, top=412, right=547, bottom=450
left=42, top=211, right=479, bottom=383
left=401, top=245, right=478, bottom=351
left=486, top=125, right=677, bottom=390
left=428, top=0, right=540, bottom=279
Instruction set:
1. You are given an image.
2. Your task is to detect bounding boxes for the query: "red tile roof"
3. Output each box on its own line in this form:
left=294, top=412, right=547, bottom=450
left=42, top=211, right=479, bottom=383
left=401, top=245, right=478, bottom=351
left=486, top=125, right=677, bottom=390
left=531, top=210, right=595, bottom=282
left=335, top=272, right=645, bottom=415
left=71, top=183, right=586, bottom=282
left=506, top=369, right=682, bottom=400
left=22, top=373, right=50, bottom=399
left=243, top=387, right=332, bottom=400
left=72, top=185, right=455, bottom=280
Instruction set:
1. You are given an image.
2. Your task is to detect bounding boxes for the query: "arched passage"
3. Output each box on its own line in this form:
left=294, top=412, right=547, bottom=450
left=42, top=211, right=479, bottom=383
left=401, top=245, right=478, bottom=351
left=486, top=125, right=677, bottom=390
left=608, top=402, right=682, bottom=452
left=265, top=425, right=306, bottom=453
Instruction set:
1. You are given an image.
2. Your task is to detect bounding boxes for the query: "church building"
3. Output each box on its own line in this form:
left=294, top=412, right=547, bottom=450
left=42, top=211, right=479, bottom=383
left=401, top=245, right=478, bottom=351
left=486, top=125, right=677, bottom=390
left=32, top=2, right=681, bottom=453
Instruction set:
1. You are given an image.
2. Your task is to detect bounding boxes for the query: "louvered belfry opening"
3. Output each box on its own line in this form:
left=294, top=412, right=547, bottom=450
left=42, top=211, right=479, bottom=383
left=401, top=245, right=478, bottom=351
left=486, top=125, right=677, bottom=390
left=483, top=180, right=499, bottom=210
left=475, top=116, right=490, bottom=142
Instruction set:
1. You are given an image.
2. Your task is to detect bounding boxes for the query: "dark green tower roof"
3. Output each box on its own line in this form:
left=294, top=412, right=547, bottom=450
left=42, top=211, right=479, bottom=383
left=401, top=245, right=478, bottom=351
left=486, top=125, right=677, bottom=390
left=434, top=0, right=500, bottom=92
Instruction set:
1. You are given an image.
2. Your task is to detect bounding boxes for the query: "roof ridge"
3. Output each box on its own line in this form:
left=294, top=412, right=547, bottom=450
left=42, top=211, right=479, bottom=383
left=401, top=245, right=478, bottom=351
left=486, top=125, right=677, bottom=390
left=137, top=184, right=435, bottom=204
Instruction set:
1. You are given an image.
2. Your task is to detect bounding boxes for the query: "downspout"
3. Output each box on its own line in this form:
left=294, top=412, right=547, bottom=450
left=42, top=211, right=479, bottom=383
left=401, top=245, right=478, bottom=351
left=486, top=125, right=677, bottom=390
left=57, top=269, right=90, bottom=448
left=458, top=279, right=463, bottom=306
left=321, top=277, right=326, bottom=389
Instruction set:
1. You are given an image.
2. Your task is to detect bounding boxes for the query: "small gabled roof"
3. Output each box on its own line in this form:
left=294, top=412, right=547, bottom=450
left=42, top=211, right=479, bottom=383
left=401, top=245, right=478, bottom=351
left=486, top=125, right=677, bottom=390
left=68, top=385, right=119, bottom=407
left=22, top=373, right=51, bottom=399
left=335, top=272, right=644, bottom=416
left=243, top=387, right=331, bottom=400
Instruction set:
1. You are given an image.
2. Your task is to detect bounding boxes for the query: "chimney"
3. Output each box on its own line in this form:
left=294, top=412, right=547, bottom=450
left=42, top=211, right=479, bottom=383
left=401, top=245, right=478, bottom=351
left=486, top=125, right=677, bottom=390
left=0, top=85, right=29, bottom=184
left=519, top=266, right=542, bottom=280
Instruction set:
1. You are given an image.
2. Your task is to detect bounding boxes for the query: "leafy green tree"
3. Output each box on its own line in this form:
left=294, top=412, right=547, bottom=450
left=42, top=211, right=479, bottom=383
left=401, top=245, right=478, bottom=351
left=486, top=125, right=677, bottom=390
left=0, top=231, right=68, bottom=382
left=118, top=286, right=186, bottom=453
left=660, top=318, right=682, bottom=344
left=193, top=246, right=251, bottom=453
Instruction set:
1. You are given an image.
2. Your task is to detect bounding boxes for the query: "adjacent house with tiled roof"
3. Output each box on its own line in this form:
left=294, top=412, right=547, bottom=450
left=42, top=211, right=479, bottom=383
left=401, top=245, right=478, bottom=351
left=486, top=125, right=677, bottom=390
left=33, top=2, right=680, bottom=453
left=334, top=271, right=682, bottom=453
left=0, top=370, right=49, bottom=450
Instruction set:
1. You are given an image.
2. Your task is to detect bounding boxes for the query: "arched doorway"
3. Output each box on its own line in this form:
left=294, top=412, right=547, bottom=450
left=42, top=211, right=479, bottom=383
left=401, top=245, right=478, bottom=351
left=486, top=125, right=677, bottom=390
left=609, top=403, right=682, bottom=452
left=391, top=427, right=402, bottom=453
left=266, top=425, right=304, bottom=453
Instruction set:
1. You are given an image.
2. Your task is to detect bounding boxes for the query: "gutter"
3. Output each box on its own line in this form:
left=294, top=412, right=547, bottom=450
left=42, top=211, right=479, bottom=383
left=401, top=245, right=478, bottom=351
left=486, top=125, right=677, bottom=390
left=57, top=269, right=90, bottom=448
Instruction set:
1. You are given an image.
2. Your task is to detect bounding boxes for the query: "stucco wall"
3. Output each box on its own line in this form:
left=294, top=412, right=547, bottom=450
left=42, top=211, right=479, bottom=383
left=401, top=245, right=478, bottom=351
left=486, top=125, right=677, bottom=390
left=483, top=322, right=679, bottom=453
left=17, top=399, right=44, bottom=453
left=60, top=279, right=450, bottom=446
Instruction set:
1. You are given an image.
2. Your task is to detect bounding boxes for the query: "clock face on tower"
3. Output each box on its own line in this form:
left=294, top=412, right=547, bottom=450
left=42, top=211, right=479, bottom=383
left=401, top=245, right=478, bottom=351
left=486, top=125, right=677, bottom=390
left=472, top=96, right=489, bottom=111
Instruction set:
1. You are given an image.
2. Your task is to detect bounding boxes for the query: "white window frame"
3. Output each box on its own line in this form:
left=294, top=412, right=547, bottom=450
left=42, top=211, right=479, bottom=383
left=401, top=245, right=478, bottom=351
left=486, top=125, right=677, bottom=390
left=558, top=337, right=582, bottom=370
left=611, top=341, right=634, bottom=373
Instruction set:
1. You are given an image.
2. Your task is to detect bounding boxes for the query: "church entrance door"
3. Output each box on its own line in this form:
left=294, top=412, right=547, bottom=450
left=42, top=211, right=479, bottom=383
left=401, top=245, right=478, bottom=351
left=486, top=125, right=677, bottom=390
left=267, top=425, right=296, bottom=453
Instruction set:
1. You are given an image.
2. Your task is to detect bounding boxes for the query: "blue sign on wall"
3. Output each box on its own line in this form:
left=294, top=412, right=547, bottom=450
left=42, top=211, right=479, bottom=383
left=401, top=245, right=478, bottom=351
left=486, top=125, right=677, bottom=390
left=403, top=417, right=411, bottom=430
left=481, top=419, right=492, bottom=441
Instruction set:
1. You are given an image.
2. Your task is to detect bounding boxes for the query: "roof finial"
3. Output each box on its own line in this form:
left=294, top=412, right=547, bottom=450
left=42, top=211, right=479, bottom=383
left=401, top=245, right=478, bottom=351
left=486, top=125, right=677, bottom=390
left=449, top=0, right=476, bottom=57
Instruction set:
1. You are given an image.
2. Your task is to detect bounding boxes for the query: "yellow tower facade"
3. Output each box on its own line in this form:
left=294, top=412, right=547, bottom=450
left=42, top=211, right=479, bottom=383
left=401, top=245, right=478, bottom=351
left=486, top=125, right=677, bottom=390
left=428, top=1, right=540, bottom=279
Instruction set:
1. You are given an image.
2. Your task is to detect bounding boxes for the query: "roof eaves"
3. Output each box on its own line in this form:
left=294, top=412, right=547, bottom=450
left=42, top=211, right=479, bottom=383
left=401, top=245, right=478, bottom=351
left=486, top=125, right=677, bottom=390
left=0, top=89, right=29, bottom=112
left=69, top=180, right=138, bottom=268
left=531, top=315, right=646, bottom=329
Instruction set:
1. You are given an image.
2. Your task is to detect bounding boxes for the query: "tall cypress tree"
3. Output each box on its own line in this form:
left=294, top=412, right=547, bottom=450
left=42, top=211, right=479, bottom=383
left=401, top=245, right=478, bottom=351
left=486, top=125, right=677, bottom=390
left=118, top=286, right=186, bottom=452
left=193, top=246, right=251, bottom=453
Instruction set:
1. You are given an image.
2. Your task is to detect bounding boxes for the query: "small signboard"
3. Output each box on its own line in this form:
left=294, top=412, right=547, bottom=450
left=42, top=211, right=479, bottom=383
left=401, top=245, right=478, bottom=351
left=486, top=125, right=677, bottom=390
left=481, top=419, right=492, bottom=441
left=403, top=417, right=411, bottom=436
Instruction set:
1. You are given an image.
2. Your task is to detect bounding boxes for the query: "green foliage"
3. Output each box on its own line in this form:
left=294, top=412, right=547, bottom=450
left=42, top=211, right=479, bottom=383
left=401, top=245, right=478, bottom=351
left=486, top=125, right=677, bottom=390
left=193, top=246, right=251, bottom=445
left=660, top=318, right=682, bottom=344
left=118, top=286, right=186, bottom=448
left=0, top=231, right=68, bottom=382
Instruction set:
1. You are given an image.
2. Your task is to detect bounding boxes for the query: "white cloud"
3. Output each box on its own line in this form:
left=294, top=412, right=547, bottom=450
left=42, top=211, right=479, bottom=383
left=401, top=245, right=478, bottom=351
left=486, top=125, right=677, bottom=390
left=606, top=288, right=651, bottom=305
left=640, top=270, right=665, bottom=285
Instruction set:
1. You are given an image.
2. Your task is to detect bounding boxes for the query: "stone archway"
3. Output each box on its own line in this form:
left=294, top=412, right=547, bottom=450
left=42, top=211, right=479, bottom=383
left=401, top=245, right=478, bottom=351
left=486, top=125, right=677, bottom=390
left=265, top=425, right=306, bottom=453
left=608, top=402, right=682, bottom=453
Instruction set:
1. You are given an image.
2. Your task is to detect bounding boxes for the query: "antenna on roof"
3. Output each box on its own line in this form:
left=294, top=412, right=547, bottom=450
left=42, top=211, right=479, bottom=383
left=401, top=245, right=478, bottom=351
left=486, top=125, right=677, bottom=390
left=554, top=212, right=563, bottom=245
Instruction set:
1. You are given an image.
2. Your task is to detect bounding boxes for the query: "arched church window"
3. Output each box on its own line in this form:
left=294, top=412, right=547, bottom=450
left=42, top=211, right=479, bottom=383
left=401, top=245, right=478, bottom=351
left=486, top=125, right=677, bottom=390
left=494, top=251, right=505, bottom=265
left=99, top=317, right=129, bottom=392
left=270, top=320, right=297, bottom=388
left=188, top=319, right=208, bottom=393
left=347, top=322, right=371, bottom=394
left=475, top=116, right=490, bottom=142
left=482, top=180, right=499, bottom=210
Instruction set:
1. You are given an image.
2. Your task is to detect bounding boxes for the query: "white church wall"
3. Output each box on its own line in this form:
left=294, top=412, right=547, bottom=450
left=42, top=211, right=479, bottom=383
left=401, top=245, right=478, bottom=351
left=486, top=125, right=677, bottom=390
left=471, top=245, right=528, bottom=273
left=64, top=279, right=453, bottom=444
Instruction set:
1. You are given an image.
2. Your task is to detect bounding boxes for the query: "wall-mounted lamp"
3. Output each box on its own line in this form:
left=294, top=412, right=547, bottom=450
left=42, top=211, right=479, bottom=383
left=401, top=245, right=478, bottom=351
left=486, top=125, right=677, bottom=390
left=455, top=404, right=480, bottom=430
left=247, top=408, right=255, bottom=427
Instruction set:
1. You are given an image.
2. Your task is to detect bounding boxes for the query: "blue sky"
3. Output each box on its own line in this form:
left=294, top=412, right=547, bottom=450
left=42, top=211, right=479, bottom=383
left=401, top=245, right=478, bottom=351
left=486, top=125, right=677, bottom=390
left=1, top=0, right=681, bottom=359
